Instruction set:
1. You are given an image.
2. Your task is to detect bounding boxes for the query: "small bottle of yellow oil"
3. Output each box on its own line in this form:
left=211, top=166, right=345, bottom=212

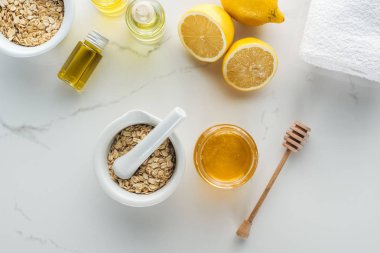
left=58, top=31, right=109, bottom=92
left=91, top=0, right=129, bottom=17
left=125, top=0, right=166, bottom=44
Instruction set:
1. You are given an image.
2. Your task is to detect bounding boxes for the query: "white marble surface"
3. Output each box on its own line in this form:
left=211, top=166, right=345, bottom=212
left=1, top=0, right=380, bottom=252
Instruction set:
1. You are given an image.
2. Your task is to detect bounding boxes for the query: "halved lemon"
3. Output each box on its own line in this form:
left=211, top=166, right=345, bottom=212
left=178, top=4, right=234, bottom=62
left=223, top=38, right=278, bottom=91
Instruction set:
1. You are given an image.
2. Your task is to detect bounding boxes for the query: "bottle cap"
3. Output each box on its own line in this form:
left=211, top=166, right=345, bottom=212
left=132, top=1, right=156, bottom=24
left=86, top=31, right=109, bottom=51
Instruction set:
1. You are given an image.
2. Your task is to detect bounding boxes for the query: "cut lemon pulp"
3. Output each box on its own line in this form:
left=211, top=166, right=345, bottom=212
left=178, top=4, right=234, bottom=62
left=223, top=38, right=278, bottom=91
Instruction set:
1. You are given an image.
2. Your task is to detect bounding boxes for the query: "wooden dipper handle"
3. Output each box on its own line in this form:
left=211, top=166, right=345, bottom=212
left=236, top=122, right=311, bottom=239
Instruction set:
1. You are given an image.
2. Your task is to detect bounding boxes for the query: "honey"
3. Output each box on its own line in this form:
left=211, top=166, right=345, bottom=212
left=194, top=125, right=258, bottom=189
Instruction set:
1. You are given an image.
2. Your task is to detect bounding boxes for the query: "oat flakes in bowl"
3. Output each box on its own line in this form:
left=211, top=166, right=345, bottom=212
left=0, top=0, right=64, bottom=46
left=0, top=0, right=74, bottom=57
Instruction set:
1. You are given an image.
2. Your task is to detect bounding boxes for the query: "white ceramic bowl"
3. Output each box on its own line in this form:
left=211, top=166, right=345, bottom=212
left=94, top=110, right=186, bottom=207
left=0, top=0, right=74, bottom=57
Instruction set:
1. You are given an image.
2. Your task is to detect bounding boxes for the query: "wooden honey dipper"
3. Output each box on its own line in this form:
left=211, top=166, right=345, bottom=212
left=236, top=121, right=311, bottom=238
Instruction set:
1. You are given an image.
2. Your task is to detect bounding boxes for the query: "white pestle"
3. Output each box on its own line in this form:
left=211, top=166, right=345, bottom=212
left=113, top=107, right=187, bottom=179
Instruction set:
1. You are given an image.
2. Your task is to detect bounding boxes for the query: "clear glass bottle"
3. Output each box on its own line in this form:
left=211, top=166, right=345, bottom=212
left=91, top=0, right=129, bottom=17
left=125, top=0, right=166, bottom=44
left=58, top=31, right=109, bottom=92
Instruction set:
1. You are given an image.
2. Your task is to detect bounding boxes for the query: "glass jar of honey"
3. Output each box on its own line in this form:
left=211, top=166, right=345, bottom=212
left=194, top=124, right=258, bottom=189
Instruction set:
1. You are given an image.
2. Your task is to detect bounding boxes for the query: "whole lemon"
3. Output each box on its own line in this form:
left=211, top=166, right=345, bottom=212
left=221, top=0, right=285, bottom=26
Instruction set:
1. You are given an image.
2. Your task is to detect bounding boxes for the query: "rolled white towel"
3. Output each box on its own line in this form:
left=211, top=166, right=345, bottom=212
left=300, top=0, right=380, bottom=84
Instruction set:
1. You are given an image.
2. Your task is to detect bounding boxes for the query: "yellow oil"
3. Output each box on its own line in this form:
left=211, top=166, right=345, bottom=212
left=125, top=0, right=165, bottom=44
left=91, top=0, right=128, bottom=17
left=58, top=41, right=102, bottom=91
left=201, top=132, right=253, bottom=182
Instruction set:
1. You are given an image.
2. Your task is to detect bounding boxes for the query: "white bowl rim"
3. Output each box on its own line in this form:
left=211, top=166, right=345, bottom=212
left=0, top=0, right=74, bottom=57
left=93, top=109, right=186, bottom=207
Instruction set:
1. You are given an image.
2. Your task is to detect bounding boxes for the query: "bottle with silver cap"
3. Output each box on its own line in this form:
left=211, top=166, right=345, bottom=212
left=125, top=0, right=166, bottom=44
left=58, top=31, right=109, bottom=92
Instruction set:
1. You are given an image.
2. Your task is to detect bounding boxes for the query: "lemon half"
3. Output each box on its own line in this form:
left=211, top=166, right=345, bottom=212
left=222, top=38, right=278, bottom=91
left=178, top=4, right=234, bottom=62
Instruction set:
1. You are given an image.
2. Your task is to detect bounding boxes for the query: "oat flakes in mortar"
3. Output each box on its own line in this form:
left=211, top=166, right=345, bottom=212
left=108, top=124, right=176, bottom=194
